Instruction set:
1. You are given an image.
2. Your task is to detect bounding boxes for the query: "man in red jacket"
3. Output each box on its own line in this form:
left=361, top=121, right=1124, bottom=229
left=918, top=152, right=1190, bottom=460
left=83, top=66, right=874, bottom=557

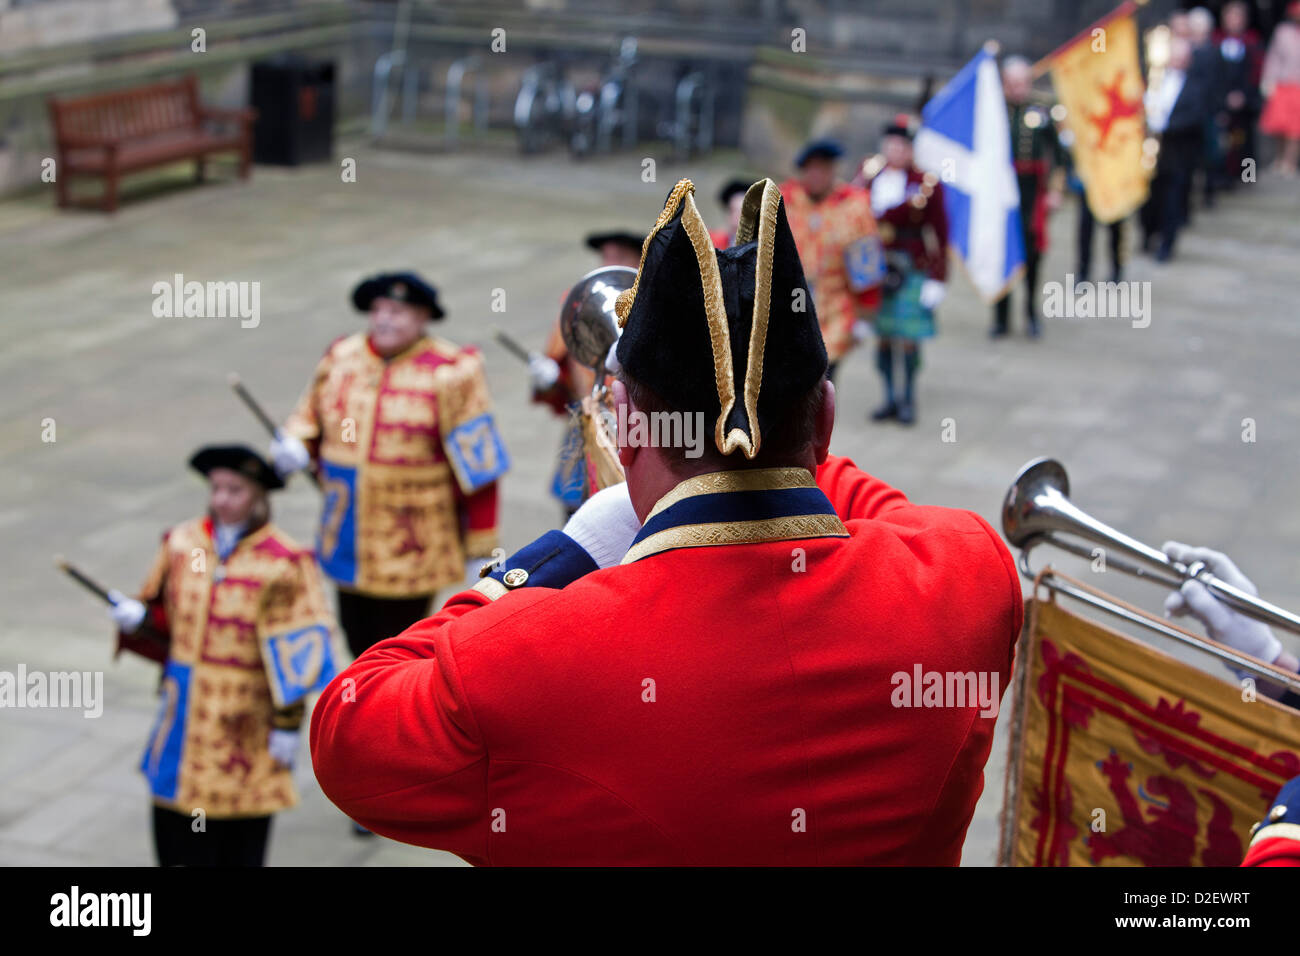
left=310, top=177, right=1024, bottom=865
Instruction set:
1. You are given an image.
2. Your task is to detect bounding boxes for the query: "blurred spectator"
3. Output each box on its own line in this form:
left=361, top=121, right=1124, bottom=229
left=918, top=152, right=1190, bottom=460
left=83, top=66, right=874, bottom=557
left=1141, top=36, right=1211, bottom=261
left=1260, top=0, right=1300, bottom=177
left=1214, top=0, right=1264, bottom=190
left=860, top=117, right=948, bottom=426
left=1188, top=7, right=1226, bottom=207
left=994, top=56, right=1066, bottom=338
left=780, top=140, right=882, bottom=381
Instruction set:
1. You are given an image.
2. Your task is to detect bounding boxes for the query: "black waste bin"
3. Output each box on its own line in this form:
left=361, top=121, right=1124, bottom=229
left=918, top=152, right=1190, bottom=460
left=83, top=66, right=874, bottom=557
left=250, top=55, right=335, bottom=165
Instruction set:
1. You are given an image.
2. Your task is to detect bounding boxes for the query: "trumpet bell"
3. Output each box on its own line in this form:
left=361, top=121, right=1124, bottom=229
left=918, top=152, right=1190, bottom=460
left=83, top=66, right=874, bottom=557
left=559, top=266, right=637, bottom=373
left=1001, top=457, right=1070, bottom=548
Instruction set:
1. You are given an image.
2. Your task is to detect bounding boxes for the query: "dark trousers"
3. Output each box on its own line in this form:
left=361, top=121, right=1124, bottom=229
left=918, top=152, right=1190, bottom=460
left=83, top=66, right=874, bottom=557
left=337, top=589, right=433, bottom=658
left=1077, top=200, right=1124, bottom=281
left=993, top=247, right=1040, bottom=331
left=1222, top=108, right=1258, bottom=187
left=1141, top=128, right=1201, bottom=258
left=152, top=805, right=271, bottom=867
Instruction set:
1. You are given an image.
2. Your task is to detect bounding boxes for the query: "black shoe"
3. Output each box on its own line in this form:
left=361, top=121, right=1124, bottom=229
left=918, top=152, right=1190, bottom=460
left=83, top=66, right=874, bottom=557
left=896, top=402, right=916, bottom=425
left=989, top=324, right=1009, bottom=339
left=1027, top=317, right=1041, bottom=338
left=870, top=401, right=899, bottom=421
left=1155, top=243, right=1173, bottom=262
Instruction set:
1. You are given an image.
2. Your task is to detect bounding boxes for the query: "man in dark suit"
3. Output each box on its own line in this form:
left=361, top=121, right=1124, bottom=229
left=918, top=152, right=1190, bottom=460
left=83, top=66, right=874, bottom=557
left=1142, top=36, right=1213, bottom=262
left=1216, top=1, right=1265, bottom=191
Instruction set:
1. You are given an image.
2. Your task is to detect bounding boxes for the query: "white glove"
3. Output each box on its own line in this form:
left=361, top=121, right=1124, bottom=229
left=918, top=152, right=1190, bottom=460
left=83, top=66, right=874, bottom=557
left=528, top=355, right=561, bottom=391
left=269, top=432, right=311, bottom=477
left=107, top=590, right=146, bottom=633
left=1162, top=541, right=1283, bottom=666
left=562, top=481, right=642, bottom=569
left=268, top=729, right=299, bottom=769
left=919, top=279, right=946, bottom=310
left=851, top=319, right=872, bottom=344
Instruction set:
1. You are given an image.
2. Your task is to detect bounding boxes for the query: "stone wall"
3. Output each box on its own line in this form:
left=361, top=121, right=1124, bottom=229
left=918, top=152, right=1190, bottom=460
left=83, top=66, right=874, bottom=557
left=0, top=0, right=1185, bottom=197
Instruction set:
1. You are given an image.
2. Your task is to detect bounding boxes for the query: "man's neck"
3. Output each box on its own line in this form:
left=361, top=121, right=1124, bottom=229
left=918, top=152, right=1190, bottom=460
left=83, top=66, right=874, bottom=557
left=629, top=455, right=817, bottom=523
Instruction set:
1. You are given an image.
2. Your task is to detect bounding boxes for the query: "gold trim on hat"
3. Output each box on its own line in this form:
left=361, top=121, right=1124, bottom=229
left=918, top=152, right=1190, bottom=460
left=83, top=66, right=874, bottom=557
left=617, top=176, right=789, bottom=460
left=616, top=178, right=739, bottom=460
left=725, top=179, right=782, bottom=459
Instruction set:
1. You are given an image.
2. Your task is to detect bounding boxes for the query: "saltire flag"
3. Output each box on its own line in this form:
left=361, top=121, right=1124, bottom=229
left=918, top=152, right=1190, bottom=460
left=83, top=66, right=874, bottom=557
left=1000, top=594, right=1300, bottom=867
left=914, top=44, right=1024, bottom=304
left=1036, top=0, right=1149, bottom=223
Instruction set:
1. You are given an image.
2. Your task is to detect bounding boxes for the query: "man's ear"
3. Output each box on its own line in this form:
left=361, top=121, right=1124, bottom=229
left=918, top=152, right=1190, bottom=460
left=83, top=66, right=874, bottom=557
left=812, top=378, right=835, bottom=465
left=612, top=379, right=638, bottom=469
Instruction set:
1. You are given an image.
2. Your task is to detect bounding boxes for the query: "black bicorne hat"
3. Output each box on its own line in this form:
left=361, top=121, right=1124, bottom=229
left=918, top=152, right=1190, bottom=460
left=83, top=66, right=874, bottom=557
left=794, top=138, right=844, bottom=167
left=614, top=178, right=827, bottom=460
left=584, top=231, right=645, bottom=255
left=189, top=444, right=284, bottom=491
left=882, top=113, right=916, bottom=140
left=351, top=271, right=445, bottom=318
left=717, top=178, right=750, bottom=207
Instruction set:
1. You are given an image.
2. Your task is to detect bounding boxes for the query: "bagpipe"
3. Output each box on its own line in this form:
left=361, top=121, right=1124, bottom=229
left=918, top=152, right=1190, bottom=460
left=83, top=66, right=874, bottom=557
left=997, top=458, right=1300, bottom=866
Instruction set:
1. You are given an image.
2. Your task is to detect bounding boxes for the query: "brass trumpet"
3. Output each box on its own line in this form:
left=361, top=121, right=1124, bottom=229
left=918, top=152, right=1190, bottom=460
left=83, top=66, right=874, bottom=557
left=558, top=266, right=637, bottom=490
left=1003, top=457, right=1300, bottom=637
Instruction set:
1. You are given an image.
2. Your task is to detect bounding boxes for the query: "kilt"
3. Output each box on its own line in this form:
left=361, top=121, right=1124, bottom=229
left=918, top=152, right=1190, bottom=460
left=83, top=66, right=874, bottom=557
left=875, top=268, right=935, bottom=340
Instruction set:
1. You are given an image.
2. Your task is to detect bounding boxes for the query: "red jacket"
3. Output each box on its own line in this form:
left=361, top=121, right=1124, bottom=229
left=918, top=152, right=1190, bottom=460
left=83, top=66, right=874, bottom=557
left=310, top=454, right=1023, bottom=865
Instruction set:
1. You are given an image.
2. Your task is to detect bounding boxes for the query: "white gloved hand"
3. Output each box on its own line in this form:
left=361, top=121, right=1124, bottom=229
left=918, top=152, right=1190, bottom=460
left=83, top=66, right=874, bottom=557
left=1162, top=541, right=1283, bottom=665
left=851, top=319, right=872, bottom=344
left=269, top=432, right=311, bottom=477
left=919, top=279, right=946, bottom=310
left=107, top=590, right=146, bottom=634
left=268, top=729, right=299, bottom=769
left=528, top=355, right=561, bottom=391
left=562, top=481, right=642, bottom=569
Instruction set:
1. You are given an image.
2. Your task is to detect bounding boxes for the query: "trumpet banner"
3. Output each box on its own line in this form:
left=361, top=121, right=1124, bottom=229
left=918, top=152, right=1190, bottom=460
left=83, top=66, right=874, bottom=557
left=1044, top=1, right=1149, bottom=223
left=1000, top=596, right=1300, bottom=866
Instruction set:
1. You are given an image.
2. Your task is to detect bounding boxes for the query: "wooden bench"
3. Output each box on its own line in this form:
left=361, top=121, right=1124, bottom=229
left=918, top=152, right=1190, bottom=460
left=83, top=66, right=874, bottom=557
left=47, top=75, right=255, bottom=212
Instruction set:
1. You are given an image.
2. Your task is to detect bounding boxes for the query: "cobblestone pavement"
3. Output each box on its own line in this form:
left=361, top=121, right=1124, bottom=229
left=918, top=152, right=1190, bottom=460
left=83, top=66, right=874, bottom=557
left=1, top=143, right=1297, bottom=865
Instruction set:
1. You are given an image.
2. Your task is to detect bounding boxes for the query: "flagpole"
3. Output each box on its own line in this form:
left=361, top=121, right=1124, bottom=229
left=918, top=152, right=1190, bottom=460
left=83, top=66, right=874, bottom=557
left=1032, top=0, right=1141, bottom=77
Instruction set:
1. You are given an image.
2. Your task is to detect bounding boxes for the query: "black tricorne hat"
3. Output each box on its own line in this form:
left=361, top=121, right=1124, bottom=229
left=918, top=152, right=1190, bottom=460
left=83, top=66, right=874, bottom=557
left=584, top=231, right=645, bottom=256
left=189, top=444, right=284, bottom=491
left=351, top=272, right=445, bottom=318
left=614, top=178, right=827, bottom=460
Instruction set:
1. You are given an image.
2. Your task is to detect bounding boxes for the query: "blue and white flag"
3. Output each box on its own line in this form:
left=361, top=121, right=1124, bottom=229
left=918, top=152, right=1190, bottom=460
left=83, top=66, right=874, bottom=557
left=914, top=46, right=1025, bottom=304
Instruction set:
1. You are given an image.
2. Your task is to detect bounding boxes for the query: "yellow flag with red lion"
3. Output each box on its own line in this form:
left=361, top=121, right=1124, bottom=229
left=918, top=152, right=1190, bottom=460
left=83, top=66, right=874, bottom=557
left=1001, top=592, right=1300, bottom=867
left=1038, top=1, right=1149, bottom=223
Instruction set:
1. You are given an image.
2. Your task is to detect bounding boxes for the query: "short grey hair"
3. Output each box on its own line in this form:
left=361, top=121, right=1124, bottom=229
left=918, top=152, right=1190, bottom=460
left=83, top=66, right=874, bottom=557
left=1187, top=6, right=1215, bottom=37
left=1001, top=55, right=1032, bottom=76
